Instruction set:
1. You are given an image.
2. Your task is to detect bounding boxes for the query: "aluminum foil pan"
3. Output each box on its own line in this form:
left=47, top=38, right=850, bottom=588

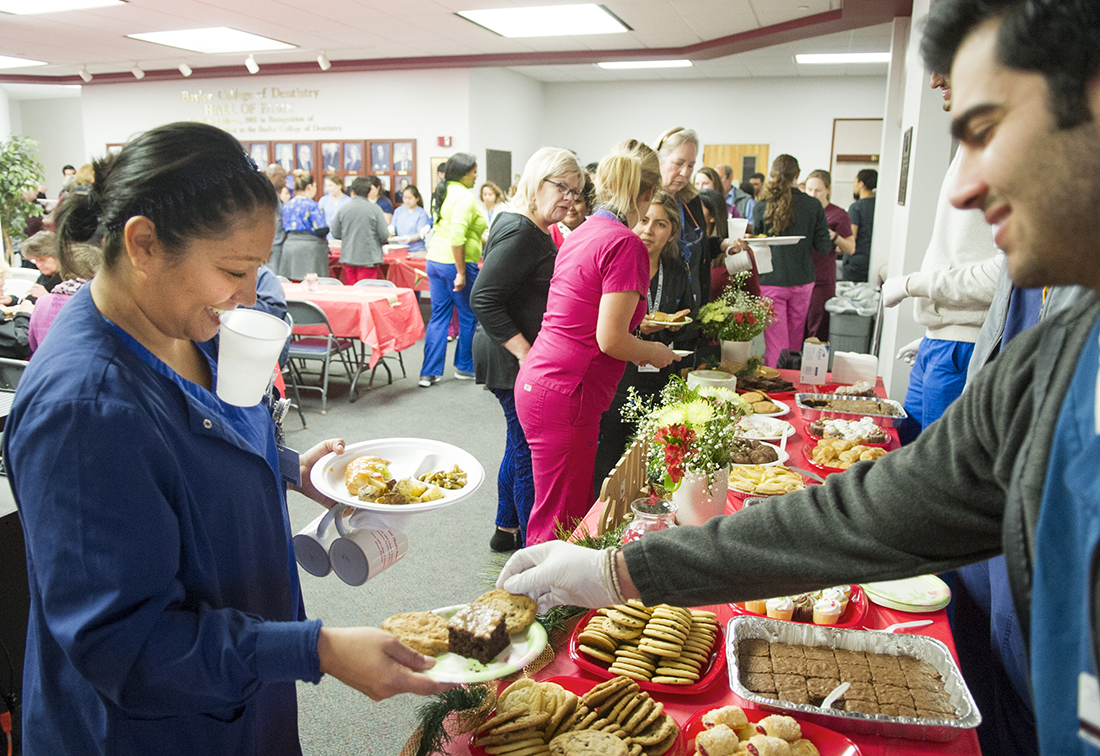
left=795, top=393, right=908, bottom=428
left=726, top=616, right=980, bottom=741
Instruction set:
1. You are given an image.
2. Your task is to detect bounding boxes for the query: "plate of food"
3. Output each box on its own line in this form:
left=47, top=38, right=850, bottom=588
left=672, top=349, right=694, bottom=357
left=805, top=417, right=891, bottom=447
left=746, top=235, right=805, bottom=246
left=470, top=675, right=685, bottom=756
left=742, top=392, right=790, bottom=417
left=728, top=464, right=807, bottom=498
left=729, top=439, right=789, bottom=467
left=384, top=590, right=547, bottom=684
left=684, top=704, right=861, bottom=756
left=568, top=603, right=726, bottom=695
left=731, top=585, right=868, bottom=629
left=804, top=441, right=888, bottom=473
left=643, top=312, right=693, bottom=327
left=735, top=416, right=796, bottom=443
left=311, top=437, right=484, bottom=512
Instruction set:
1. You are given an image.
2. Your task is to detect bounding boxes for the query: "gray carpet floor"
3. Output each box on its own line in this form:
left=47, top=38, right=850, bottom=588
left=284, top=333, right=509, bottom=755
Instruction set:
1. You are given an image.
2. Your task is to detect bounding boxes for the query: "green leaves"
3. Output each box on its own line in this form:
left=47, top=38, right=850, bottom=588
left=0, top=135, right=47, bottom=257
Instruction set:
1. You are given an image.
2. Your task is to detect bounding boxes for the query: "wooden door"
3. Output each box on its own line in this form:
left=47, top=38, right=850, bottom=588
left=702, top=144, right=770, bottom=183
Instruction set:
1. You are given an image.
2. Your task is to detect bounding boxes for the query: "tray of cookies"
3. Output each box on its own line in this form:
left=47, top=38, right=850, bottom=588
left=731, top=585, right=867, bottom=629
left=795, top=394, right=907, bottom=428
left=469, top=676, right=685, bottom=756
left=683, top=703, right=862, bottom=756
left=726, top=616, right=981, bottom=741
left=568, top=603, right=727, bottom=695
left=803, top=442, right=889, bottom=473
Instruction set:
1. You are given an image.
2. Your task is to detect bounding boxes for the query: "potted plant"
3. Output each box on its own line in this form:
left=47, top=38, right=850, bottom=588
left=622, top=376, right=749, bottom=526
left=697, top=271, right=776, bottom=364
left=0, top=135, right=46, bottom=263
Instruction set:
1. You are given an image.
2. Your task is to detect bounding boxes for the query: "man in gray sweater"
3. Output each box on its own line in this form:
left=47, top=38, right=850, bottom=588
left=330, top=177, right=389, bottom=284
left=498, top=2, right=1100, bottom=752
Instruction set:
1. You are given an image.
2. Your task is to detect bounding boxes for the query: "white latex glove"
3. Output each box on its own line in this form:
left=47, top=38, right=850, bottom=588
left=881, top=276, right=910, bottom=308
left=497, top=542, right=622, bottom=613
left=896, top=337, right=923, bottom=366
left=724, top=249, right=753, bottom=274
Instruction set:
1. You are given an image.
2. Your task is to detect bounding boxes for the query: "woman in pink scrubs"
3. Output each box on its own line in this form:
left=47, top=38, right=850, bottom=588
left=515, top=140, right=681, bottom=544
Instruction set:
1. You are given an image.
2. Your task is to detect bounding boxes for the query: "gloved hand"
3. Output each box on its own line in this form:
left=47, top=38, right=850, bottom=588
left=881, top=276, right=910, bottom=308
left=497, top=542, right=623, bottom=613
left=724, top=249, right=753, bottom=274
left=896, top=337, right=923, bottom=366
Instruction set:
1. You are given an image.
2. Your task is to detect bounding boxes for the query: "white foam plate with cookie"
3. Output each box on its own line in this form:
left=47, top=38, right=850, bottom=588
left=750, top=399, right=790, bottom=418
left=422, top=604, right=548, bottom=683
left=311, top=437, right=485, bottom=513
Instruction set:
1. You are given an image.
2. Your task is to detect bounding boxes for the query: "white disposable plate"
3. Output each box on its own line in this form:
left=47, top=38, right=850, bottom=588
left=422, top=605, right=548, bottom=683
left=752, top=399, right=791, bottom=418
left=672, top=349, right=693, bottom=357
left=746, top=235, right=805, bottom=247
left=730, top=441, right=790, bottom=467
left=311, top=437, right=484, bottom=513
left=861, top=575, right=952, bottom=613
left=735, top=415, right=795, bottom=442
left=642, top=315, right=693, bottom=326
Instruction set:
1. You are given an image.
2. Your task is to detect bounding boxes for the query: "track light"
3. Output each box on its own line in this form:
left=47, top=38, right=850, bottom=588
left=78, top=66, right=92, bottom=83
left=317, top=51, right=331, bottom=71
left=245, top=54, right=259, bottom=74
left=178, top=63, right=193, bottom=77
left=131, top=62, right=145, bottom=80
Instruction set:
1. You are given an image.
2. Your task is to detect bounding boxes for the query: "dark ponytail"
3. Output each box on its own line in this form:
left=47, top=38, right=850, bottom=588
left=55, top=122, right=278, bottom=271
left=432, top=152, right=477, bottom=223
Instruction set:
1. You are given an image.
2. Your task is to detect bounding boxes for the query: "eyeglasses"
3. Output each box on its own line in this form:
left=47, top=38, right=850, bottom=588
left=543, top=179, right=581, bottom=200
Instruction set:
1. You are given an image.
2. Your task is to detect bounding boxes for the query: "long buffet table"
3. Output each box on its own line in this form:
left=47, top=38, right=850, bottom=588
left=446, top=370, right=981, bottom=756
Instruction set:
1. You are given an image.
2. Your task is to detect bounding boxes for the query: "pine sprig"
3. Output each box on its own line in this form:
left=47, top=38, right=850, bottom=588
left=414, top=684, right=489, bottom=756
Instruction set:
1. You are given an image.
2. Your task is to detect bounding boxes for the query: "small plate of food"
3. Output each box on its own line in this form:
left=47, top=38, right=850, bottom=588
left=310, top=437, right=484, bottom=512
left=804, top=440, right=888, bottom=473
left=643, top=312, right=693, bottom=327
left=805, top=416, right=891, bottom=446
left=729, top=439, right=789, bottom=467
left=728, top=464, right=807, bottom=498
left=735, top=415, right=796, bottom=442
left=684, top=704, right=862, bottom=756
left=741, top=391, right=790, bottom=417
left=672, top=349, right=694, bottom=358
left=384, top=589, right=547, bottom=684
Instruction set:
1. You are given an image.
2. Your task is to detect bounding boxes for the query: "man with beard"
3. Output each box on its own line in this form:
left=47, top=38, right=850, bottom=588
left=496, top=2, right=1100, bottom=752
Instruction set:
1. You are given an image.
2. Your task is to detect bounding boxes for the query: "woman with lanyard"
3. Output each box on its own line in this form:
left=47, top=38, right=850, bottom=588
left=515, top=139, right=680, bottom=544
left=592, top=190, right=692, bottom=498
left=4, top=122, right=449, bottom=755
left=471, top=147, right=586, bottom=552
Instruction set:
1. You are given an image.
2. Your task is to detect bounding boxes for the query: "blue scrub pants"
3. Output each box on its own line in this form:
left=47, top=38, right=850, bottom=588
left=490, top=387, right=534, bottom=546
left=422, top=260, right=478, bottom=377
left=899, top=337, right=974, bottom=445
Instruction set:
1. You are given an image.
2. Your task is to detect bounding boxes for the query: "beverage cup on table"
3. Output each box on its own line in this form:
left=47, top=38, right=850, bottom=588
left=330, top=527, right=409, bottom=586
left=216, top=309, right=291, bottom=406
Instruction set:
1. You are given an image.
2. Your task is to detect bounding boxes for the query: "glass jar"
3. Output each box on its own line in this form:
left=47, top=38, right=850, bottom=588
left=621, top=497, right=677, bottom=544
left=305, top=272, right=319, bottom=292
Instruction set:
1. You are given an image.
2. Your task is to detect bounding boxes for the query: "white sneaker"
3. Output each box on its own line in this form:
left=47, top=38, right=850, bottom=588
left=454, top=370, right=475, bottom=381
left=418, top=375, right=440, bottom=388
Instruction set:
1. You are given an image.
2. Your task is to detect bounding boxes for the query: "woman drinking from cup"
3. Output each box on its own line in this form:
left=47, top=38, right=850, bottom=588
left=515, top=139, right=680, bottom=544
left=471, top=147, right=585, bottom=552
left=5, top=122, right=449, bottom=755
left=593, top=190, right=692, bottom=497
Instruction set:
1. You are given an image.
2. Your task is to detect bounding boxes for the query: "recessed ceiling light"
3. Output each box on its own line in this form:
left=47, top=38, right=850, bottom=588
left=457, top=4, right=629, bottom=38
left=0, top=0, right=124, bottom=13
left=0, top=54, right=47, bottom=69
left=796, top=52, right=891, bottom=64
left=597, top=60, right=692, bottom=69
left=127, top=27, right=295, bottom=55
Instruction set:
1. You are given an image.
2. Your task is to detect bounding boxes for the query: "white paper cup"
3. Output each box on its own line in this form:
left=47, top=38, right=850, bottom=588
left=216, top=309, right=291, bottom=406
left=293, top=509, right=343, bottom=577
left=330, top=527, right=409, bottom=586
left=748, top=242, right=773, bottom=274
left=728, top=217, right=749, bottom=239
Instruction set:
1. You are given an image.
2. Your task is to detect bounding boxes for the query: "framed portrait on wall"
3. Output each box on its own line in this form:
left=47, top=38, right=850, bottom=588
left=248, top=142, right=269, bottom=166
left=275, top=143, right=294, bottom=172
left=344, top=142, right=363, bottom=172
left=393, top=141, right=413, bottom=173
left=370, top=142, right=390, bottom=172
left=296, top=143, right=314, bottom=172
left=396, top=176, right=411, bottom=194
left=375, top=174, right=391, bottom=192
left=321, top=142, right=340, bottom=172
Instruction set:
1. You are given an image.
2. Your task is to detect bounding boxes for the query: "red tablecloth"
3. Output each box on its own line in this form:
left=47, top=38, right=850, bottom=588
left=282, top=282, right=424, bottom=369
left=326, top=245, right=429, bottom=290
left=445, top=370, right=981, bottom=756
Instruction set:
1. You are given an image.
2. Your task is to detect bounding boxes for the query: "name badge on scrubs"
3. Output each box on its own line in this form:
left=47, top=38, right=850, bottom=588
left=638, top=364, right=660, bottom=373
left=1078, top=672, right=1100, bottom=747
left=271, top=397, right=302, bottom=486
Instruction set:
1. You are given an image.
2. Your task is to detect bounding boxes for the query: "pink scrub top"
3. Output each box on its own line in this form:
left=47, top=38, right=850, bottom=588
left=518, top=212, right=649, bottom=412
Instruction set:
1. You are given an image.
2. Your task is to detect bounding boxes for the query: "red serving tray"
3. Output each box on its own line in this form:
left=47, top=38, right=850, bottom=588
left=682, top=706, right=862, bottom=756
left=729, top=585, right=868, bottom=629
left=469, top=675, right=687, bottom=756
left=568, top=609, right=727, bottom=695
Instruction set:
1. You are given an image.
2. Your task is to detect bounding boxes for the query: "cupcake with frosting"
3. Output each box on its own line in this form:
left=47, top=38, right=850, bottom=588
left=766, top=596, right=794, bottom=621
left=791, top=593, right=815, bottom=622
left=821, top=586, right=849, bottom=613
left=743, top=598, right=768, bottom=615
left=813, top=598, right=842, bottom=625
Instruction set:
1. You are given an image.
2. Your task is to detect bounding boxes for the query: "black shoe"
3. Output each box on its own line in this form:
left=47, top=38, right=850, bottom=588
left=490, top=527, right=521, bottom=552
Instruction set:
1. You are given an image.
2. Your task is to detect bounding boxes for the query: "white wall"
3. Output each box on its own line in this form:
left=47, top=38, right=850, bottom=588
left=469, top=68, right=546, bottom=186
left=79, top=69, right=473, bottom=193
left=15, top=98, right=85, bottom=197
left=541, top=76, right=888, bottom=171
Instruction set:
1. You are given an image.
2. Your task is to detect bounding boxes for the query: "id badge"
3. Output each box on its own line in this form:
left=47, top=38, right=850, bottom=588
left=278, top=445, right=302, bottom=487
left=1078, top=672, right=1100, bottom=747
